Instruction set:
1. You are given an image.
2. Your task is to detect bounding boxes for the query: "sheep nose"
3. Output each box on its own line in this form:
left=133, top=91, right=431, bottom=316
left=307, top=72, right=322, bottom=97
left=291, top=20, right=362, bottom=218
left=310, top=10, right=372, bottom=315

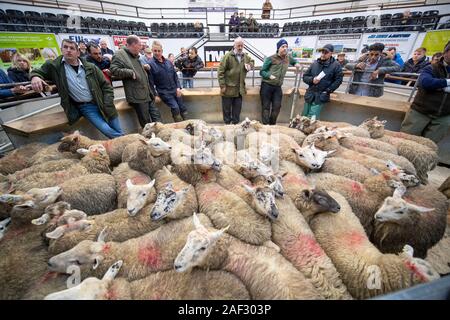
left=47, top=261, right=53, bottom=267
left=174, top=264, right=183, bottom=271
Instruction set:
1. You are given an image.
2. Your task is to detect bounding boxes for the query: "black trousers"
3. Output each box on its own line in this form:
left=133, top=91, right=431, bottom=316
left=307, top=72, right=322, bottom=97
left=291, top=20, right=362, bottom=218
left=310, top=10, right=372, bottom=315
left=222, top=95, right=242, bottom=124
left=260, top=81, right=282, bottom=125
left=129, top=101, right=162, bottom=128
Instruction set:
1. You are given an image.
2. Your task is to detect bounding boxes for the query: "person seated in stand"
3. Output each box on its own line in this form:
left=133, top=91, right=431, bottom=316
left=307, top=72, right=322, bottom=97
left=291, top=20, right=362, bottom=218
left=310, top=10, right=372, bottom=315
left=228, top=12, right=240, bottom=33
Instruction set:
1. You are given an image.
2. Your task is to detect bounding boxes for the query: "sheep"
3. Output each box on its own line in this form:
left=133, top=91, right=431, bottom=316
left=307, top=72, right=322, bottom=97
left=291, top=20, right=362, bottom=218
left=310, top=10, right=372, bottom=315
left=211, top=141, right=236, bottom=166
left=270, top=192, right=352, bottom=299
left=259, top=125, right=306, bottom=146
left=58, top=173, right=117, bottom=216
left=150, top=166, right=198, bottom=221
left=196, top=180, right=273, bottom=246
left=339, top=135, right=398, bottom=155
left=44, top=260, right=250, bottom=300
left=0, top=217, right=11, bottom=241
left=46, top=214, right=212, bottom=281
left=58, top=130, right=144, bottom=166
left=0, top=187, right=63, bottom=299
left=174, top=213, right=322, bottom=299
left=372, top=183, right=448, bottom=258
left=301, top=190, right=440, bottom=299
left=321, top=157, right=374, bottom=183
left=438, top=176, right=450, bottom=199
left=11, top=144, right=111, bottom=192
left=142, top=120, right=207, bottom=137
left=122, top=134, right=172, bottom=178
left=360, top=117, right=439, bottom=152
left=0, top=142, right=47, bottom=175
left=29, top=142, right=81, bottom=166
left=111, top=163, right=156, bottom=212
left=289, top=115, right=351, bottom=135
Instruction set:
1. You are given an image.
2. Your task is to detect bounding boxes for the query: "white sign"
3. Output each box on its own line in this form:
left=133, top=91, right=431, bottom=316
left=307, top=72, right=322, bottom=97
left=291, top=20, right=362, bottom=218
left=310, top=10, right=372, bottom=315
left=315, top=34, right=362, bottom=62
left=287, top=36, right=318, bottom=63
left=360, top=32, right=418, bottom=62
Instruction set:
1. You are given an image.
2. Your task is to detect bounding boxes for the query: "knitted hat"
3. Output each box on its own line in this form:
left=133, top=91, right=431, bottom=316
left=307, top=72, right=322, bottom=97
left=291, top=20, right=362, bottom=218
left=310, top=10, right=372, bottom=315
left=277, top=39, right=288, bottom=51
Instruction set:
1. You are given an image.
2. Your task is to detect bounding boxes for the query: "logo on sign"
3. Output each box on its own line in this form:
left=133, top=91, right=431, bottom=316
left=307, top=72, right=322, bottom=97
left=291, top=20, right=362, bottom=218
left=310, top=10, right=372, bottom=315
left=204, top=46, right=233, bottom=67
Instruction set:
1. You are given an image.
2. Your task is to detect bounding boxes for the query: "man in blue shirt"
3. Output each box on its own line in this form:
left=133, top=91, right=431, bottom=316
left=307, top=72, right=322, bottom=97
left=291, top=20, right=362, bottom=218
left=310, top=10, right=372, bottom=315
left=400, top=42, right=450, bottom=143
left=148, top=40, right=187, bottom=122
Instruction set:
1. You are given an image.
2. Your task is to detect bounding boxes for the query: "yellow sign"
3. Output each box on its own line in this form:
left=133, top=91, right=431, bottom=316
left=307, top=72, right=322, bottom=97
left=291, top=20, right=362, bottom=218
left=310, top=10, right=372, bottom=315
left=421, top=30, right=450, bottom=57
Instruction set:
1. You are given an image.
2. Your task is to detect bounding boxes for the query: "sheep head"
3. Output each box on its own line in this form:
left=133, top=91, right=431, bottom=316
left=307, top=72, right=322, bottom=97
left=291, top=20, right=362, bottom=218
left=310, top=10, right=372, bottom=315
left=236, top=117, right=261, bottom=136
left=294, top=187, right=341, bottom=221
left=32, top=201, right=71, bottom=225
left=289, top=115, right=318, bottom=134
left=142, top=122, right=164, bottom=138
left=174, top=213, right=228, bottom=273
left=292, top=143, right=334, bottom=170
left=140, top=134, right=172, bottom=157
left=269, top=175, right=284, bottom=198
left=58, top=130, right=82, bottom=153
left=150, top=182, right=189, bottom=221
left=0, top=217, right=11, bottom=241
left=192, top=146, right=222, bottom=172
left=374, top=186, right=434, bottom=224
left=242, top=183, right=279, bottom=219
left=400, top=245, right=440, bottom=283
left=45, top=260, right=123, bottom=300
left=45, top=219, right=93, bottom=240
left=126, top=179, right=155, bottom=216
left=385, top=160, right=420, bottom=187
left=258, top=143, right=279, bottom=166
left=359, top=116, right=386, bottom=138
left=48, top=227, right=108, bottom=273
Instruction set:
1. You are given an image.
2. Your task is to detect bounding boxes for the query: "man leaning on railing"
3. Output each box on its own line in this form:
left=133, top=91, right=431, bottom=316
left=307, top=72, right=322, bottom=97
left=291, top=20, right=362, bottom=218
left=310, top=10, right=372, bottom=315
left=400, top=41, right=450, bottom=144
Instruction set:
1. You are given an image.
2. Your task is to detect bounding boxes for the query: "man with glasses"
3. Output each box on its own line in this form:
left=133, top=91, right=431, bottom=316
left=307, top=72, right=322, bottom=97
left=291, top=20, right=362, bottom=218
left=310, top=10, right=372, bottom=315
left=302, top=44, right=343, bottom=119
left=347, top=42, right=400, bottom=97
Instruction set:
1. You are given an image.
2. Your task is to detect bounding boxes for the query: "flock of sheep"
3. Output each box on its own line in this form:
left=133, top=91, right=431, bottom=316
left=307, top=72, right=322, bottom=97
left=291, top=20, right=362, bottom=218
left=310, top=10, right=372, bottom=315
left=0, top=115, right=449, bottom=300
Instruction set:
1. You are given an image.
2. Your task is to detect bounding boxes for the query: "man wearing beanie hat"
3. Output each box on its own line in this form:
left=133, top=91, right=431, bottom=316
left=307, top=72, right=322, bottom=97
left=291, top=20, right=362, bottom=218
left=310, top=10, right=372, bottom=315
left=400, top=41, right=450, bottom=143
left=259, top=39, right=300, bottom=124
left=302, top=43, right=343, bottom=119
left=346, top=42, right=400, bottom=97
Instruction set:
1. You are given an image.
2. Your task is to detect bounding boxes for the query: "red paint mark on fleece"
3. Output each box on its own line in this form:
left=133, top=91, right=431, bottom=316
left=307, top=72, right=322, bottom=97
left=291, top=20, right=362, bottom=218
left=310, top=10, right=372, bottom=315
left=356, top=141, right=369, bottom=148
left=105, top=288, right=118, bottom=300
left=341, top=231, right=366, bottom=248
left=404, top=260, right=427, bottom=283
left=101, top=140, right=113, bottom=154
left=286, top=234, right=324, bottom=266
left=131, top=175, right=151, bottom=185
left=102, top=243, right=112, bottom=254
left=284, top=174, right=309, bottom=187
left=350, top=181, right=363, bottom=193
left=137, top=242, right=162, bottom=269
left=1, top=226, right=29, bottom=242
left=200, top=184, right=222, bottom=202
left=39, top=271, right=59, bottom=284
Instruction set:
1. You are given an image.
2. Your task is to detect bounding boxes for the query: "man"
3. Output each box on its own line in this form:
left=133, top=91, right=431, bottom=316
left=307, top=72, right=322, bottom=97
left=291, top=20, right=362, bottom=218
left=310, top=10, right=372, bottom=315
left=302, top=44, right=343, bottom=119
left=229, top=12, right=239, bottom=33
left=346, top=42, right=400, bottom=97
left=148, top=41, right=187, bottom=122
left=247, top=13, right=258, bottom=32
left=218, top=37, right=255, bottom=124
left=175, top=47, right=204, bottom=88
left=336, top=52, right=348, bottom=67
left=139, top=47, right=153, bottom=65
left=100, top=38, right=114, bottom=56
left=30, top=39, right=123, bottom=138
left=402, top=47, right=430, bottom=74
left=260, top=39, right=300, bottom=125
left=78, top=41, right=88, bottom=58
left=386, top=47, right=404, bottom=67
left=431, top=52, right=443, bottom=65
left=239, top=12, right=247, bottom=33
left=400, top=42, right=450, bottom=143
left=86, top=42, right=112, bottom=83
left=262, top=0, right=273, bottom=19
left=111, top=35, right=161, bottom=128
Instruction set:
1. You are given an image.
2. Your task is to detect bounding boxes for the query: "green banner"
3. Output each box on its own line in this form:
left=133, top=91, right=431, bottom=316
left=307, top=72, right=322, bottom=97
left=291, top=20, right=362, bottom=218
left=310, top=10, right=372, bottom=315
left=421, top=30, right=450, bottom=57
left=0, top=32, right=61, bottom=70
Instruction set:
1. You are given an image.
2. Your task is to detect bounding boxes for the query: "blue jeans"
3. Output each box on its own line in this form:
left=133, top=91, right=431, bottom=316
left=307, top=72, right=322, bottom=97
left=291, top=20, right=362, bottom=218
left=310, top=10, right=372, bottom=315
left=182, top=78, right=194, bottom=88
left=78, top=103, right=123, bottom=138
left=159, top=92, right=187, bottom=117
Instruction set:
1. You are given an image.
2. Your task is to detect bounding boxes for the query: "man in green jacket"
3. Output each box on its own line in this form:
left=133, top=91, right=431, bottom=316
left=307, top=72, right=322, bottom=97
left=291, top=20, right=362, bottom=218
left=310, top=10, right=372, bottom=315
left=30, top=39, right=123, bottom=138
left=260, top=39, right=300, bottom=125
left=111, top=35, right=161, bottom=128
left=218, top=37, right=255, bottom=124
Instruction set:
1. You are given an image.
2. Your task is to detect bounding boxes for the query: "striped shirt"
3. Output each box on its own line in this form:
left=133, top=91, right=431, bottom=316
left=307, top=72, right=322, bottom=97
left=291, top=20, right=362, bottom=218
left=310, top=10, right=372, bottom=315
left=62, top=57, right=93, bottom=103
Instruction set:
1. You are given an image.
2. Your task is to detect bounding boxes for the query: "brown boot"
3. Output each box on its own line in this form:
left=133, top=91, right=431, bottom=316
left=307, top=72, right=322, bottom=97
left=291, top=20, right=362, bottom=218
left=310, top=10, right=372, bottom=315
left=173, top=113, right=184, bottom=122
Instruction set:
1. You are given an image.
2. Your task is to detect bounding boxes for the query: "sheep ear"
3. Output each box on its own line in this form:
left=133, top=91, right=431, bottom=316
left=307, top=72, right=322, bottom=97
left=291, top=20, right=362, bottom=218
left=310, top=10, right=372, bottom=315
left=151, top=133, right=156, bottom=139
left=0, top=194, right=24, bottom=204
left=126, top=179, right=133, bottom=190
left=326, top=149, right=336, bottom=156
left=102, top=260, right=123, bottom=281
left=210, top=225, right=229, bottom=241
left=165, top=182, right=174, bottom=191
left=138, top=138, right=149, bottom=146
left=45, top=227, right=66, bottom=240
left=76, top=148, right=89, bottom=155
left=381, top=120, right=387, bottom=124
left=147, top=179, right=155, bottom=189
left=402, top=244, right=414, bottom=258
left=97, top=227, right=107, bottom=243
left=14, top=200, right=36, bottom=209
left=73, top=130, right=81, bottom=136
left=393, top=184, right=406, bottom=198
left=92, top=255, right=104, bottom=270
left=192, top=212, right=206, bottom=231
left=242, top=183, right=255, bottom=194
left=31, top=214, right=49, bottom=226
left=311, top=115, right=317, bottom=123
left=405, top=202, right=434, bottom=213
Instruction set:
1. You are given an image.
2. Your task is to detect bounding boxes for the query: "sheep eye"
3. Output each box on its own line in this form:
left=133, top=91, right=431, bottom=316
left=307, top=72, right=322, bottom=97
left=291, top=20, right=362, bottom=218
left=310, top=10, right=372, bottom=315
left=142, top=193, right=147, bottom=197
left=199, top=246, right=206, bottom=251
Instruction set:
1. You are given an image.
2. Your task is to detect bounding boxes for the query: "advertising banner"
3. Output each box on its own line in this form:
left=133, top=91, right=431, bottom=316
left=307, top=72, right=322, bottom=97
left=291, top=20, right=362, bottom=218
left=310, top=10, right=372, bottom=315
left=315, top=34, right=362, bottom=61
left=360, top=32, right=418, bottom=61
left=204, top=45, right=233, bottom=67
left=57, top=33, right=113, bottom=48
left=421, top=30, right=450, bottom=57
left=287, top=36, right=317, bottom=63
left=112, top=35, right=149, bottom=51
left=0, top=33, right=61, bottom=70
